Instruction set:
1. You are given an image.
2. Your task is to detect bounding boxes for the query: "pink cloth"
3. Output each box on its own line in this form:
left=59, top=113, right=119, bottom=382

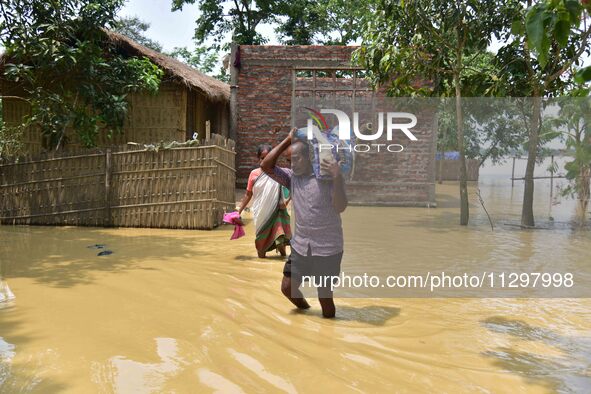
left=223, top=211, right=245, bottom=240
left=231, top=225, right=245, bottom=240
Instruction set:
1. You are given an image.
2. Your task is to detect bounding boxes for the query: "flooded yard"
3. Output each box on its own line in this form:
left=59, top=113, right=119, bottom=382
left=1, top=157, right=590, bottom=393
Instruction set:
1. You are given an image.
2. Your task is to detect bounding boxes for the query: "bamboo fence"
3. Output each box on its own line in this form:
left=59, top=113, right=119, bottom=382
left=0, top=134, right=235, bottom=229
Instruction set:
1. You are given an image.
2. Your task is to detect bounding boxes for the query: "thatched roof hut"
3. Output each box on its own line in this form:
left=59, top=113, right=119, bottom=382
left=105, top=30, right=230, bottom=103
left=1, top=30, right=230, bottom=154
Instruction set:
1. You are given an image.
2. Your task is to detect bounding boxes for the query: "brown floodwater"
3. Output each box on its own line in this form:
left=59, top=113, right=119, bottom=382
left=0, top=157, right=590, bottom=393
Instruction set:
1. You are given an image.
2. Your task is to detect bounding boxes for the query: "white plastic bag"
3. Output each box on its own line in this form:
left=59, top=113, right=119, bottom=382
left=0, top=281, right=15, bottom=303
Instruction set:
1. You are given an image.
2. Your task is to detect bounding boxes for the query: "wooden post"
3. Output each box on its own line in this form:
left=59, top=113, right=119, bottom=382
left=511, top=157, right=516, bottom=187
left=291, top=69, right=296, bottom=129
left=105, top=149, right=112, bottom=227
left=229, top=43, right=239, bottom=142
left=549, top=154, right=555, bottom=218
left=438, top=151, right=444, bottom=184
left=206, top=120, right=211, bottom=141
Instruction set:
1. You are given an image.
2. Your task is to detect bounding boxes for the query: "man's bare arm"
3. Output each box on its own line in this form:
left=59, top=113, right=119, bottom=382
left=260, top=130, right=293, bottom=174
left=321, top=158, right=348, bottom=213
left=260, top=129, right=295, bottom=189
left=332, top=173, right=348, bottom=213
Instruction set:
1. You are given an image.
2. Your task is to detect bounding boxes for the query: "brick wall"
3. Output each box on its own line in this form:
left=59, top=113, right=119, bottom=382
left=234, top=45, right=436, bottom=206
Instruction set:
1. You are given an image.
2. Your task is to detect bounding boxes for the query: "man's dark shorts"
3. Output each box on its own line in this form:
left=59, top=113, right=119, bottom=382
left=283, top=249, right=343, bottom=297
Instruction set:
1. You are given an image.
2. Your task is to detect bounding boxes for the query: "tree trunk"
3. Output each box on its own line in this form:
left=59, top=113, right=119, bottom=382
left=438, top=149, right=444, bottom=184
left=521, top=95, right=541, bottom=227
left=229, top=43, right=239, bottom=142
left=454, top=74, right=469, bottom=225
left=577, top=165, right=590, bottom=226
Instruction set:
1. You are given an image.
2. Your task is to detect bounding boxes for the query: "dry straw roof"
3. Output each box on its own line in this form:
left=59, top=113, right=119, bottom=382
left=0, top=31, right=230, bottom=103
left=105, top=30, right=230, bottom=102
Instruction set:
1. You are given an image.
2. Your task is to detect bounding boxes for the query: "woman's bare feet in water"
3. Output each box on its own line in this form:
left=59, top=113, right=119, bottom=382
left=277, top=244, right=287, bottom=257
left=257, top=251, right=266, bottom=258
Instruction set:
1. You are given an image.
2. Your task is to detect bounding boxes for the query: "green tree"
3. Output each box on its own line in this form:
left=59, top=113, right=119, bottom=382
left=171, top=0, right=372, bottom=47
left=440, top=99, right=534, bottom=166
left=579, top=0, right=591, bottom=81
left=313, top=0, right=372, bottom=45
left=168, top=46, right=218, bottom=74
left=555, top=89, right=591, bottom=226
left=497, top=0, right=591, bottom=227
left=111, top=15, right=163, bottom=52
left=168, top=44, right=229, bottom=82
left=0, top=96, right=27, bottom=158
left=437, top=53, right=529, bottom=169
left=276, top=0, right=372, bottom=45
left=355, top=0, right=516, bottom=225
left=0, top=0, right=163, bottom=151
left=111, top=15, right=227, bottom=82
left=111, top=16, right=229, bottom=81
left=171, top=0, right=279, bottom=48
left=275, top=0, right=322, bottom=44
left=0, top=123, right=23, bottom=158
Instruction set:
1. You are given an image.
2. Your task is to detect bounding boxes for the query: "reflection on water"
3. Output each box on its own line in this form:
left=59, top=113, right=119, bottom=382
left=482, top=316, right=591, bottom=393
left=477, top=156, right=582, bottom=226
left=228, top=349, right=297, bottom=393
left=0, top=337, right=16, bottom=387
left=93, top=338, right=181, bottom=393
left=0, top=157, right=589, bottom=392
left=197, top=368, right=244, bottom=393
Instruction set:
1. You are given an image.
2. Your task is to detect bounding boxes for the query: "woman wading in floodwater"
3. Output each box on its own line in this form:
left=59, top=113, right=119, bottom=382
left=238, top=144, right=291, bottom=258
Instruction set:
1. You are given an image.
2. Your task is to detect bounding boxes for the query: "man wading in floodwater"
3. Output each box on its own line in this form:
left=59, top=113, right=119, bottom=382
left=261, top=128, right=347, bottom=318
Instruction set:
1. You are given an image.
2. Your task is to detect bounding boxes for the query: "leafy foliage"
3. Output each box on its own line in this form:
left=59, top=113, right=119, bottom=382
left=168, top=46, right=217, bottom=74
left=111, top=15, right=163, bottom=52
left=500, top=0, right=591, bottom=95
left=436, top=53, right=531, bottom=165
left=525, top=0, right=591, bottom=83
left=112, top=14, right=228, bottom=82
left=276, top=0, right=372, bottom=45
left=354, top=0, right=519, bottom=225
left=0, top=0, right=163, bottom=150
left=171, top=0, right=374, bottom=47
left=497, top=0, right=591, bottom=226
left=274, top=0, right=322, bottom=44
left=438, top=98, right=534, bottom=165
left=167, top=43, right=229, bottom=82
left=171, top=0, right=278, bottom=49
left=354, top=0, right=518, bottom=96
left=0, top=98, right=25, bottom=158
left=0, top=123, right=23, bottom=158
left=525, top=1, right=588, bottom=69
left=552, top=89, right=591, bottom=224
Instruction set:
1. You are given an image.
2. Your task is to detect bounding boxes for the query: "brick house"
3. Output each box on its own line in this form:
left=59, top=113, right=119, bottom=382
left=230, top=45, right=437, bottom=206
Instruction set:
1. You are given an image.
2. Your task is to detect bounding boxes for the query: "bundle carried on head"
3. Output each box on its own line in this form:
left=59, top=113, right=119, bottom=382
left=293, top=123, right=354, bottom=180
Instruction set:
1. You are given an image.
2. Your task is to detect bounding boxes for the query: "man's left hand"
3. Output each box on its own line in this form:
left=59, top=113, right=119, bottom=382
left=321, top=158, right=341, bottom=179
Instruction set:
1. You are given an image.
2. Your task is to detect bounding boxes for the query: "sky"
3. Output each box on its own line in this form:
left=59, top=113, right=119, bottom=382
left=119, top=0, right=203, bottom=52
left=119, top=0, right=280, bottom=53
